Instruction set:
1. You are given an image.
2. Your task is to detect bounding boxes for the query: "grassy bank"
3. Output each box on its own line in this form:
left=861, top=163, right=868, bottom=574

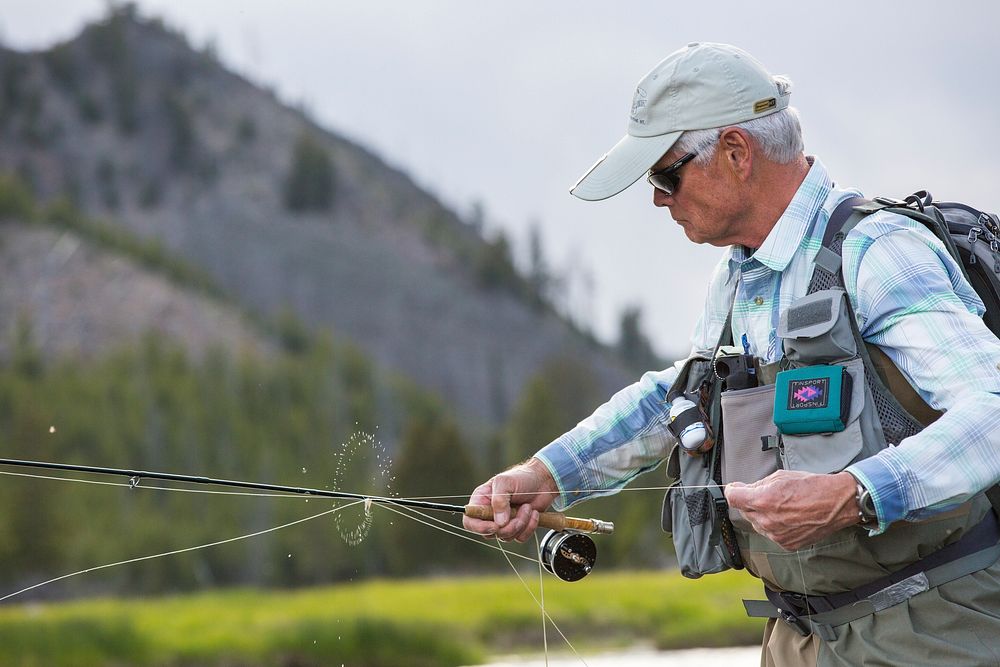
left=0, top=569, right=763, bottom=666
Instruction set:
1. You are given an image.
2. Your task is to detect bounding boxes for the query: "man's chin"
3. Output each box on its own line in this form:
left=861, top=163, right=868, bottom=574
left=684, top=230, right=719, bottom=246
left=677, top=224, right=701, bottom=243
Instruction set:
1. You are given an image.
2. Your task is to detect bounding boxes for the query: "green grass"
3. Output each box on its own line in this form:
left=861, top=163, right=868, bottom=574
left=0, top=570, right=763, bottom=666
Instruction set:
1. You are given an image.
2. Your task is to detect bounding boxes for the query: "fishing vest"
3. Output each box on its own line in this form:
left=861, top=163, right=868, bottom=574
left=662, top=197, right=1000, bottom=644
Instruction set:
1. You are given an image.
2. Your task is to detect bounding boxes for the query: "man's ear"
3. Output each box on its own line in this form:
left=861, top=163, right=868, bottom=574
left=718, top=127, right=753, bottom=181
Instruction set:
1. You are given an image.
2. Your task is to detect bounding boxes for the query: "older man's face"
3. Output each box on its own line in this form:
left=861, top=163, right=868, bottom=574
left=650, top=141, right=749, bottom=247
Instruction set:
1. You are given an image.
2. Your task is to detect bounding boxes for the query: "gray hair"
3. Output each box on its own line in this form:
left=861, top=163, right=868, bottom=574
left=675, top=92, right=804, bottom=166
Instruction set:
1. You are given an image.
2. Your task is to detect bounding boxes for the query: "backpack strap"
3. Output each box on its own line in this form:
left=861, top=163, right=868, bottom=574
left=810, top=196, right=872, bottom=288
left=825, top=196, right=871, bottom=247
left=866, top=344, right=942, bottom=426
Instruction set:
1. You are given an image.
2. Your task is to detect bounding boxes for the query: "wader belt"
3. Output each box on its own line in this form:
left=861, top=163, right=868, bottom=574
left=743, top=509, right=1000, bottom=641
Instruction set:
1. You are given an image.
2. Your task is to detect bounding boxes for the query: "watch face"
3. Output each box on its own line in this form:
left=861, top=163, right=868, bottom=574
left=860, top=490, right=877, bottom=518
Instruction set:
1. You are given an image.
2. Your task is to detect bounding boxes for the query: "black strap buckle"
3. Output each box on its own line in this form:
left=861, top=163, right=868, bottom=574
left=708, top=484, right=728, bottom=514
left=778, top=609, right=811, bottom=637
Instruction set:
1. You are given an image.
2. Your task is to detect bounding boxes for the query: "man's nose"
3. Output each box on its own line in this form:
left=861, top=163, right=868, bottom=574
left=653, top=187, right=673, bottom=208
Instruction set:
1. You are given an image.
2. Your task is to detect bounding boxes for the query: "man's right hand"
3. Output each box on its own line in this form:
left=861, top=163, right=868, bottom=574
left=462, top=457, right=559, bottom=543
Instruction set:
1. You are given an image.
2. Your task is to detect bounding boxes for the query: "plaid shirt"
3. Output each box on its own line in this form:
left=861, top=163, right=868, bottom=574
left=537, top=158, right=1000, bottom=533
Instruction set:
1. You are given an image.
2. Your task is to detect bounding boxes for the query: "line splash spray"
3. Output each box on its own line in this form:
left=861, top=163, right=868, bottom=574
left=331, top=429, right=397, bottom=546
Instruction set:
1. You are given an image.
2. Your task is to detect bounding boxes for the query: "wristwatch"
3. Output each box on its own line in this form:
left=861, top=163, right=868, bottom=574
left=855, top=482, right=878, bottom=526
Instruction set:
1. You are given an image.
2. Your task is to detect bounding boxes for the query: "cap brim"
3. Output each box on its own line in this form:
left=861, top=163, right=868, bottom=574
left=569, top=131, right=682, bottom=201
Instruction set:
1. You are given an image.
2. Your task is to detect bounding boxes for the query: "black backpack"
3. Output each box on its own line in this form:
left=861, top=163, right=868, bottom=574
left=827, top=191, right=1000, bottom=337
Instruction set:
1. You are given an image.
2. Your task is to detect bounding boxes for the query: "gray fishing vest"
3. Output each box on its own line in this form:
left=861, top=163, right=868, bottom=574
left=725, top=285, right=990, bottom=595
left=662, top=198, right=1000, bottom=653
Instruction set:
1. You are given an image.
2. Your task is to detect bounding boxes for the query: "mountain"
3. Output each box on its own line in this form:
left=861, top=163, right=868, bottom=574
left=0, top=6, right=636, bottom=434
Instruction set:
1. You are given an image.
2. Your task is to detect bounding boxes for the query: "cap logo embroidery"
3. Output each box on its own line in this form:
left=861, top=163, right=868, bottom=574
left=630, top=87, right=648, bottom=125
left=753, top=98, right=777, bottom=114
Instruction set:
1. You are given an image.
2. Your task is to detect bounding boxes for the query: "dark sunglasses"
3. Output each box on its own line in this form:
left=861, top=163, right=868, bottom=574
left=647, top=152, right=697, bottom=196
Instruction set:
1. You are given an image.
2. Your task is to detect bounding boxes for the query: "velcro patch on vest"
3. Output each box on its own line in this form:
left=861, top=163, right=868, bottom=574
left=786, top=298, right=833, bottom=332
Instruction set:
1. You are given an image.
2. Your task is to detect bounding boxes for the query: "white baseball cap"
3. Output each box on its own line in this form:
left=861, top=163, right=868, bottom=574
left=570, top=42, right=791, bottom=201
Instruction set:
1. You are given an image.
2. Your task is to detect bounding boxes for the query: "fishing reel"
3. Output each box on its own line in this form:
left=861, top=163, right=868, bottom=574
left=538, top=529, right=598, bottom=582
left=463, top=505, right=610, bottom=582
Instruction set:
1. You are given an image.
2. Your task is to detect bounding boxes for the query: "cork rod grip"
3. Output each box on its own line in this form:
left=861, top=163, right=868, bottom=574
left=463, top=504, right=612, bottom=534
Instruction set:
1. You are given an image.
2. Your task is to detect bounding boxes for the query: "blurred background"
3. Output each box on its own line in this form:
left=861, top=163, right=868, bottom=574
left=0, top=1, right=997, bottom=665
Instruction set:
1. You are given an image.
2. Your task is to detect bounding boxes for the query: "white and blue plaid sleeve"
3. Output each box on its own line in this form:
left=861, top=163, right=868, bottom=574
left=534, top=255, right=734, bottom=511
left=533, top=366, right=679, bottom=511
left=843, top=212, right=1000, bottom=531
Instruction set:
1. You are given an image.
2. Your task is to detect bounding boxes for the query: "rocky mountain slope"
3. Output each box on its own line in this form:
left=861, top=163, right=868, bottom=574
left=0, top=222, right=273, bottom=361
left=0, top=7, right=635, bottom=432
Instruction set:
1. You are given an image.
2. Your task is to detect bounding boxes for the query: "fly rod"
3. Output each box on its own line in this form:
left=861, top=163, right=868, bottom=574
left=0, top=457, right=614, bottom=535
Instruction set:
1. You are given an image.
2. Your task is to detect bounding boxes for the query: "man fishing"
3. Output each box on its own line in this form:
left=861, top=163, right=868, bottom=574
left=464, top=42, right=1000, bottom=665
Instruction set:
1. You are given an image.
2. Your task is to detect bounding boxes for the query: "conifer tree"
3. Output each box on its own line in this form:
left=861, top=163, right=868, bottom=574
left=284, top=133, right=335, bottom=212
left=388, top=408, right=483, bottom=572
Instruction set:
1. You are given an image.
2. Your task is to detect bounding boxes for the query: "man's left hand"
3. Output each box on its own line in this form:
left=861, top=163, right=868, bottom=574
left=725, top=470, right=861, bottom=551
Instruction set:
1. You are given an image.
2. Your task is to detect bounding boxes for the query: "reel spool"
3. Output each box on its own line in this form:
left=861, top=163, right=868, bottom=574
left=539, top=529, right=597, bottom=582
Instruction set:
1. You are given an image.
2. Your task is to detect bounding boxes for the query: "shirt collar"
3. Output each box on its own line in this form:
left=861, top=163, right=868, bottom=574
left=727, top=156, right=832, bottom=276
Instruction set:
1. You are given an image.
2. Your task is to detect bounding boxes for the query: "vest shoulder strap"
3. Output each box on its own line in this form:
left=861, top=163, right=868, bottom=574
left=808, top=195, right=875, bottom=291
left=808, top=195, right=941, bottom=429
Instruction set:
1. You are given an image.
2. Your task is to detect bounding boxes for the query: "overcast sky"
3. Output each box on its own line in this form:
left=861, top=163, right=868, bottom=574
left=5, top=1, right=999, bottom=358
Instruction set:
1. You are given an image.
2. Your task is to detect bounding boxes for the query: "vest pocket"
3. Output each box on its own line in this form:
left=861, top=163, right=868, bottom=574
left=779, top=288, right=857, bottom=363
left=721, top=383, right=779, bottom=485
left=778, top=357, right=866, bottom=473
left=663, top=445, right=737, bottom=578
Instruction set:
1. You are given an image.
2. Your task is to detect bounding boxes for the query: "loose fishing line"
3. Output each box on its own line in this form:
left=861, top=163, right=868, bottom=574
left=495, top=535, right=590, bottom=667
left=376, top=501, right=590, bottom=665
left=0, top=470, right=589, bottom=665
left=0, top=501, right=363, bottom=604
left=537, top=531, right=550, bottom=667
left=0, top=433, right=723, bottom=666
left=375, top=501, right=590, bottom=666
